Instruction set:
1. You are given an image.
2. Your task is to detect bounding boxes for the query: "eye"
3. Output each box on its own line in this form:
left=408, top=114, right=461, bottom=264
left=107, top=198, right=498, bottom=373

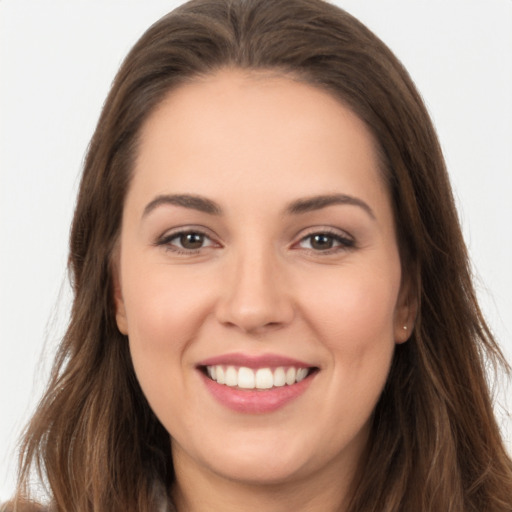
left=156, top=229, right=218, bottom=253
left=297, top=231, right=354, bottom=252
left=178, top=232, right=209, bottom=250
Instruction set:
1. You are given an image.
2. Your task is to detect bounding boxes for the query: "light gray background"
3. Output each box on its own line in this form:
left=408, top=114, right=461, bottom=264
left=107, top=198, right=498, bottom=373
left=1, top=0, right=511, bottom=501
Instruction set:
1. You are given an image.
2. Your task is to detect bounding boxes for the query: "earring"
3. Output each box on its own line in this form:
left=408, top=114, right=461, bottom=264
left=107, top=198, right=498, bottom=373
left=403, top=325, right=408, bottom=330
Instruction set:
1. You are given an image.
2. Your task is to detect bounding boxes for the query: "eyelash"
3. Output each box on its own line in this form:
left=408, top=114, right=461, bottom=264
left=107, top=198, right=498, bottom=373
left=155, top=228, right=355, bottom=255
left=155, top=228, right=218, bottom=255
left=294, top=228, right=355, bottom=254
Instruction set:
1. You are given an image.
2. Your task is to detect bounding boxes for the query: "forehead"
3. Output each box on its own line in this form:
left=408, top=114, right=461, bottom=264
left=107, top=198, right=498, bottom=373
left=138, top=69, right=379, bottom=158
left=130, top=69, right=389, bottom=217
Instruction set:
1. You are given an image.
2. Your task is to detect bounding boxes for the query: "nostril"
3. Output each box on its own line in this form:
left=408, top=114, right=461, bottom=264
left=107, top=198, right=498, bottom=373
left=219, top=316, right=288, bottom=335
left=215, top=269, right=295, bottom=332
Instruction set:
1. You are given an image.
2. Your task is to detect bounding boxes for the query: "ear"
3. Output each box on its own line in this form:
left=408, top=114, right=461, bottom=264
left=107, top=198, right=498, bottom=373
left=393, top=272, right=418, bottom=344
left=111, top=252, right=129, bottom=335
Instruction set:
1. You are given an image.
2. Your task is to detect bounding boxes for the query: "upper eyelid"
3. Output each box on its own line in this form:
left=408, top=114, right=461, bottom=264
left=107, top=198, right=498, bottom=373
left=157, top=225, right=219, bottom=241
left=292, top=226, right=354, bottom=242
left=290, top=227, right=356, bottom=254
left=154, top=225, right=354, bottom=247
left=155, top=228, right=221, bottom=254
left=153, top=228, right=221, bottom=254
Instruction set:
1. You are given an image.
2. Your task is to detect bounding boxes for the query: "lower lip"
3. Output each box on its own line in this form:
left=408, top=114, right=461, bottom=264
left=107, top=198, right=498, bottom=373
left=200, top=371, right=315, bottom=414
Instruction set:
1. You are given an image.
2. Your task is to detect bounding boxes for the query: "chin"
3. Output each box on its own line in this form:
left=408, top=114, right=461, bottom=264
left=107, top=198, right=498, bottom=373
left=206, top=452, right=311, bottom=486
left=176, top=425, right=358, bottom=487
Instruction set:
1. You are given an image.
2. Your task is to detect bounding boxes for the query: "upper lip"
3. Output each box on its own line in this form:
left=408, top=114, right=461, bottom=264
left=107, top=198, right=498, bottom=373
left=197, top=352, right=316, bottom=369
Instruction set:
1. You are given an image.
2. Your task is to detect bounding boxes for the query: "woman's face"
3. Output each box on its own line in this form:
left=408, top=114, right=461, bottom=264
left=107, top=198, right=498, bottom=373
left=115, top=70, right=412, bottom=487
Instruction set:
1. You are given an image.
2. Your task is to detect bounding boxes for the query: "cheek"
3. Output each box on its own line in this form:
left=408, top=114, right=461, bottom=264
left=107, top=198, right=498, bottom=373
left=120, top=263, right=216, bottom=414
left=298, top=262, right=400, bottom=407
left=300, top=266, right=399, bottom=425
left=301, top=267, right=400, bottom=349
left=122, top=262, right=214, bottom=350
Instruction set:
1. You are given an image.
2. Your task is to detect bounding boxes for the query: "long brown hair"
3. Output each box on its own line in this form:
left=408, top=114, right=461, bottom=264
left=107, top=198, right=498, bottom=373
left=10, top=1, right=512, bottom=510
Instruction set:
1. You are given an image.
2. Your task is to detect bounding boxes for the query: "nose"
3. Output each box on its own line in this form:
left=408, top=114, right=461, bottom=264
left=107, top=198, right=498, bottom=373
left=215, top=248, right=295, bottom=334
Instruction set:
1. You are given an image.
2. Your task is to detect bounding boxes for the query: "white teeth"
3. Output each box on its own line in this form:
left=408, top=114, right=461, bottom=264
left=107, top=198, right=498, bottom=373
left=296, top=368, right=308, bottom=382
left=225, top=366, right=238, bottom=386
left=205, top=365, right=312, bottom=389
left=285, top=367, right=296, bottom=385
left=255, top=368, right=273, bottom=389
left=238, top=367, right=255, bottom=389
left=273, top=367, right=286, bottom=387
left=216, top=366, right=225, bottom=384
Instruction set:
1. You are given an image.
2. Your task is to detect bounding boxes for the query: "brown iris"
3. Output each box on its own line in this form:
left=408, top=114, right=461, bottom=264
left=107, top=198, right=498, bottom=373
left=180, top=232, right=205, bottom=249
left=310, top=234, right=336, bottom=250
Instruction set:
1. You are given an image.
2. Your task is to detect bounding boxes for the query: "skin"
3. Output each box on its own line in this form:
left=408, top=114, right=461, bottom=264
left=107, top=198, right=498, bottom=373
left=114, top=69, right=414, bottom=512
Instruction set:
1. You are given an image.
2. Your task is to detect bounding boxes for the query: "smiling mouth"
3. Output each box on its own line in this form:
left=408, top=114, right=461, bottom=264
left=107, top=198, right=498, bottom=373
left=200, top=365, right=318, bottom=390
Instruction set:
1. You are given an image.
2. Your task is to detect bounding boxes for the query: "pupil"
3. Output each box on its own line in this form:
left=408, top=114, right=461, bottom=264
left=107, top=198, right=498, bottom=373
left=181, top=233, right=204, bottom=249
left=311, top=234, right=333, bottom=250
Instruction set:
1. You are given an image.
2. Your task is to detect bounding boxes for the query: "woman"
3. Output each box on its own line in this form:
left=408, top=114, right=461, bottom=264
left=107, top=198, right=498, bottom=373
left=5, top=0, right=512, bottom=510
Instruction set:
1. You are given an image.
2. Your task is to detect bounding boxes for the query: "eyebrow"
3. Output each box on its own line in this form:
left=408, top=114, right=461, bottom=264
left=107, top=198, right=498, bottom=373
left=286, top=194, right=375, bottom=219
left=142, top=192, right=375, bottom=219
left=142, top=194, right=223, bottom=217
